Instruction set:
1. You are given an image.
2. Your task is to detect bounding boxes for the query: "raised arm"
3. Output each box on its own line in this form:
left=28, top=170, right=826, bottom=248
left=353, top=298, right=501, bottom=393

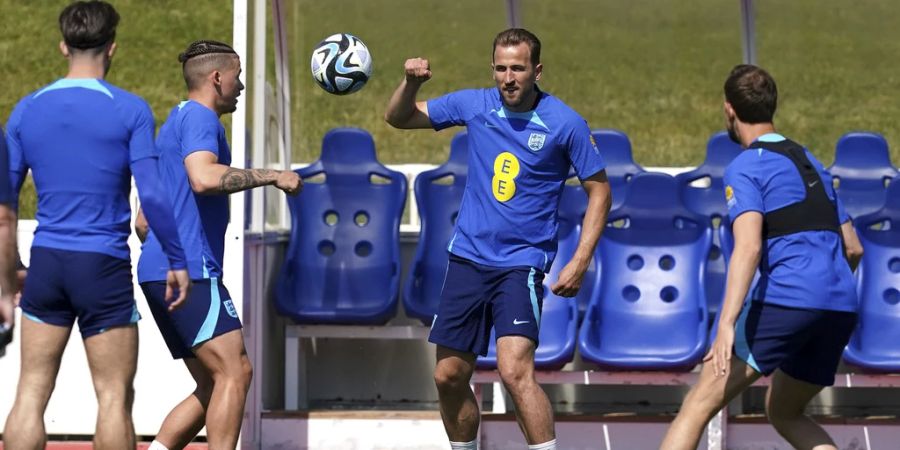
left=384, top=58, right=434, bottom=129
left=183, top=151, right=301, bottom=196
left=550, top=170, right=613, bottom=297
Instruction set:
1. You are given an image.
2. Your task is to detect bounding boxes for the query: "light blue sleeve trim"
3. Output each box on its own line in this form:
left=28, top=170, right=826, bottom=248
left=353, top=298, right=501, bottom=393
left=193, top=277, right=221, bottom=347
left=23, top=311, right=45, bottom=324
left=34, top=79, right=113, bottom=99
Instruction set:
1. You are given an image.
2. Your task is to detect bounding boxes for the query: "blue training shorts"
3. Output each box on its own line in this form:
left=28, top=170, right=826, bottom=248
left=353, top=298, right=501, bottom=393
left=20, top=246, right=139, bottom=338
left=734, top=300, right=857, bottom=386
left=429, top=254, right=545, bottom=356
left=140, top=278, right=242, bottom=359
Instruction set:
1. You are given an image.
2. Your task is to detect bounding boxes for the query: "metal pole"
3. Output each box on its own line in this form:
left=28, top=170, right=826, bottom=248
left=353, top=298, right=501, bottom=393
left=740, top=0, right=757, bottom=64
left=505, top=0, right=521, bottom=28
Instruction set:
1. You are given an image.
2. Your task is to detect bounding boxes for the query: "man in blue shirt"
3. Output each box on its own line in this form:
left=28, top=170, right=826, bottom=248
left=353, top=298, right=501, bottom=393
left=2, top=2, right=190, bottom=449
left=386, top=29, right=612, bottom=450
left=135, top=40, right=301, bottom=450
left=661, top=65, right=864, bottom=450
left=0, top=126, right=18, bottom=358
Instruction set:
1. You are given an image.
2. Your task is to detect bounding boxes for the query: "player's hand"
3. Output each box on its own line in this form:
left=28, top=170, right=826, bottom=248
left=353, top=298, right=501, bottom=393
left=276, top=170, right=303, bottom=196
left=15, top=268, right=26, bottom=306
left=165, top=269, right=192, bottom=312
left=0, top=292, right=15, bottom=330
left=550, top=260, right=588, bottom=298
left=404, top=58, right=432, bottom=85
left=704, top=325, right=735, bottom=378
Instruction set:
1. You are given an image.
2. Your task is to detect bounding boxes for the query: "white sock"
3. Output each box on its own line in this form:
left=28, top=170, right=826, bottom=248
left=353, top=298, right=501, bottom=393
left=449, top=439, right=477, bottom=450
left=148, top=440, right=170, bottom=450
left=529, top=439, right=557, bottom=450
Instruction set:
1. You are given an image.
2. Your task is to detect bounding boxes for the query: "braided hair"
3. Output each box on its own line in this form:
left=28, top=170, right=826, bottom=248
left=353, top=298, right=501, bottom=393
left=179, top=40, right=238, bottom=90
left=178, top=40, right=236, bottom=63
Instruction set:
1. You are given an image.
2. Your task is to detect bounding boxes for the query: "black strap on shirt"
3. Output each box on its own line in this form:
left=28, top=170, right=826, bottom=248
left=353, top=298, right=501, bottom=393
left=750, top=139, right=841, bottom=239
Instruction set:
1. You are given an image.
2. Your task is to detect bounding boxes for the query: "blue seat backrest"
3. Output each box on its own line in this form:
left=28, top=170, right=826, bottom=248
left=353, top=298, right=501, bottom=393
left=828, top=132, right=898, bottom=218
left=579, top=172, right=711, bottom=370
left=845, top=176, right=900, bottom=368
left=403, top=131, right=468, bottom=324
left=591, top=129, right=644, bottom=209
left=275, top=128, right=407, bottom=324
left=675, top=131, right=742, bottom=317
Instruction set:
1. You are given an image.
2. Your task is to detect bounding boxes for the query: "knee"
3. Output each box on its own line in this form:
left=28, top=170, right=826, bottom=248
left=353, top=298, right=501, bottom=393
left=497, top=363, right=532, bottom=393
left=434, top=364, right=471, bottom=393
left=96, top=382, right=134, bottom=410
left=210, top=356, right=253, bottom=392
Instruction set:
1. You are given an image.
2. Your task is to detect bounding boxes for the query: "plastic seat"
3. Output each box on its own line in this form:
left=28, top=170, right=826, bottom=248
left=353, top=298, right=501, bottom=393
left=579, top=172, right=711, bottom=370
left=675, top=131, right=743, bottom=320
left=275, top=128, right=407, bottom=324
left=844, top=176, right=900, bottom=371
left=827, top=132, right=897, bottom=219
left=591, top=129, right=644, bottom=210
left=403, top=131, right=468, bottom=324
left=476, top=174, right=591, bottom=370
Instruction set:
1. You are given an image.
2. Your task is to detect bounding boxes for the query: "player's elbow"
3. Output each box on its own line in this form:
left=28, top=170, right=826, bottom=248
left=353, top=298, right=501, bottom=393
left=846, top=241, right=864, bottom=262
left=384, top=111, right=405, bottom=129
left=189, top=175, right=220, bottom=195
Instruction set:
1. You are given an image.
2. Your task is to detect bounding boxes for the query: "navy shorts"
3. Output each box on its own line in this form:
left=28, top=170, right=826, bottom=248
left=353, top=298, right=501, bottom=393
left=20, top=246, right=139, bottom=338
left=429, top=254, right=545, bottom=356
left=734, top=300, right=857, bottom=386
left=141, top=278, right=242, bottom=359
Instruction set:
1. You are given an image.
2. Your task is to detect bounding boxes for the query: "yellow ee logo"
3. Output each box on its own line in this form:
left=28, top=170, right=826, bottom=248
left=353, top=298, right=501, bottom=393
left=492, top=152, right=520, bottom=202
left=725, top=185, right=734, bottom=201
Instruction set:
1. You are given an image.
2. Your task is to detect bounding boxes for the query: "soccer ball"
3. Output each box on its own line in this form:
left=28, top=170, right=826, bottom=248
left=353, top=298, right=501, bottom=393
left=310, top=33, right=372, bottom=95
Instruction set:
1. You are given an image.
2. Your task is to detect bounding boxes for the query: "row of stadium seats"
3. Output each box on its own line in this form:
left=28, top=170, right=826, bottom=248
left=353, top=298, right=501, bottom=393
left=274, top=127, right=900, bottom=372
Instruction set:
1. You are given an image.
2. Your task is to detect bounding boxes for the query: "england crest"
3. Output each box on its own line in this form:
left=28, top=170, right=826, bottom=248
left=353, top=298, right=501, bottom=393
left=528, top=133, right=546, bottom=151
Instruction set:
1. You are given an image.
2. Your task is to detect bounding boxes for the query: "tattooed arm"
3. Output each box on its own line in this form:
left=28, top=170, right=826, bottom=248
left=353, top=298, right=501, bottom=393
left=184, top=151, right=302, bottom=196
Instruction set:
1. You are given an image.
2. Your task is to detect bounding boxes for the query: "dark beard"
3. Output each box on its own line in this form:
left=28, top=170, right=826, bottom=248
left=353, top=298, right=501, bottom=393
left=727, top=125, right=740, bottom=145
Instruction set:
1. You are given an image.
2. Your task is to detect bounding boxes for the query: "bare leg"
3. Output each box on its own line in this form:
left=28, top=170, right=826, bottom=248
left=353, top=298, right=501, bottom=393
left=192, top=330, right=252, bottom=450
left=434, top=345, right=479, bottom=442
left=660, top=358, right=761, bottom=450
left=3, top=318, right=71, bottom=450
left=765, top=370, right=837, bottom=450
left=496, top=336, right=554, bottom=445
left=152, top=359, right=214, bottom=449
left=83, top=324, right=138, bottom=450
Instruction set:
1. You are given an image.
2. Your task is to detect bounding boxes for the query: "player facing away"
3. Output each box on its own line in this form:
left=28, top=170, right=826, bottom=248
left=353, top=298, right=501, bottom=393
left=135, top=40, right=302, bottom=450
left=2, top=2, right=191, bottom=449
left=659, top=65, right=864, bottom=450
left=385, top=28, right=612, bottom=450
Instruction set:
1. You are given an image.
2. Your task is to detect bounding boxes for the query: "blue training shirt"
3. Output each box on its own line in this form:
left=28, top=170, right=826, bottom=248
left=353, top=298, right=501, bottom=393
left=724, top=133, right=857, bottom=312
left=5, top=79, right=158, bottom=260
left=428, top=88, right=606, bottom=271
left=0, top=127, right=12, bottom=205
left=138, top=100, right=231, bottom=282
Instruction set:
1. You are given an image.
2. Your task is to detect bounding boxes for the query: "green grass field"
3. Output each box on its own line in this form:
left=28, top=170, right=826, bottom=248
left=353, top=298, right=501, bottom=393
left=3, top=0, right=900, bottom=218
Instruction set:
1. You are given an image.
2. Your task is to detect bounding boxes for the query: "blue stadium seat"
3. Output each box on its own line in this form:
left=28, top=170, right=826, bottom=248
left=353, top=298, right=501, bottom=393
left=844, top=176, right=900, bottom=371
left=578, top=172, right=711, bottom=370
left=827, top=132, right=898, bottom=219
left=675, top=131, right=743, bottom=320
left=476, top=175, right=592, bottom=370
left=403, top=131, right=468, bottom=324
left=592, top=129, right=644, bottom=210
left=275, top=128, right=407, bottom=324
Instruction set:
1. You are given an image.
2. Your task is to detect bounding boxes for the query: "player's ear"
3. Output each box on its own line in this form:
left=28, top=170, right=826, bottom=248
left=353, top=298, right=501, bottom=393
left=534, top=62, right=543, bottom=81
left=106, top=42, right=117, bottom=59
left=59, top=41, right=69, bottom=58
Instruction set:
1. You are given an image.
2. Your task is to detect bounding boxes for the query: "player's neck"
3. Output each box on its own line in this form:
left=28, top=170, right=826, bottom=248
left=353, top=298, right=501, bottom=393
left=738, top=123, right=777, bottom=148
left=504, top=88, right=540, bottom=113
left=188, top=91, right=223, bottom=117
left=65, top=55, right=107, bottom=79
